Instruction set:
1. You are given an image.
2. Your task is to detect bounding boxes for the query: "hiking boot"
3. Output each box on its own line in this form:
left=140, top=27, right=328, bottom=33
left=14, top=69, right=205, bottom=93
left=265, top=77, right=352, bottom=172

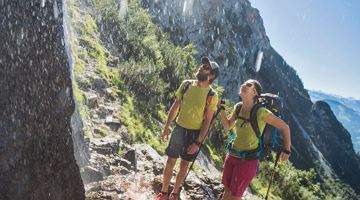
left=154, top=191, right=167, bottom=200
left=169, top=193, right=179, bottom=200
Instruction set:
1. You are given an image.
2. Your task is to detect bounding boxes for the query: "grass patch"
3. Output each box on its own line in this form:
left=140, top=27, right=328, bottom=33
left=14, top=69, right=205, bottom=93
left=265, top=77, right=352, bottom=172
left=203, top=143, right=224, bottom=169
left=118, top=89, right=168, bottom=153
left=80, top=14, right=110, bottom=81
left=250, top=177, right=281, bottom=200
left=95, top=126, right=110, bottom=137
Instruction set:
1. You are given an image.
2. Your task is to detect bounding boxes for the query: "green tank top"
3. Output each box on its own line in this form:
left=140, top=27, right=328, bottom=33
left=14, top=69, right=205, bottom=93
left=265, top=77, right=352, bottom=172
left=174, top=80, right=218, bottom=130
left=231, top=106, right=272, bottom=152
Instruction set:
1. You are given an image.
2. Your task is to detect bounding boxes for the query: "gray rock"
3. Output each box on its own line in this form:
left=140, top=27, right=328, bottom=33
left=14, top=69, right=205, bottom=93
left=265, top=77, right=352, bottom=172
left=71, top=105, right=91, bottom=168
left=152, top=164, right=164, bottom=176
left=134, top=144, right=165, bottom=163
left=104, top=87, right=116, bottom=100
left=105, top=116, right=119, bottom=124
left=124, top=148, right=137, bottom=171
left=82, top=166, right=104, bottom=183
left=115, top=166, right=131, bottom=175
left=85, top=93, right=98, bottom=109
left=105, top=116, right=121, bottom=130
left=194, top=150, right=221, bottom=180
left=91, top=136, right=120, bottom=155
left=0, top=0, right=85, bottom=199
left=96, top=105, right=109, bottom=119
left=92, top=78, right=108, bottom=92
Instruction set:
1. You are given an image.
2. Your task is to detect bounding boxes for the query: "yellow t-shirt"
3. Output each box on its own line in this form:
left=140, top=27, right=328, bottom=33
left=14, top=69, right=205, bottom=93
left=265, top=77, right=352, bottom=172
left=231, top=104, right=272, bottom=152
left=175, top=80, right=218, bottom=130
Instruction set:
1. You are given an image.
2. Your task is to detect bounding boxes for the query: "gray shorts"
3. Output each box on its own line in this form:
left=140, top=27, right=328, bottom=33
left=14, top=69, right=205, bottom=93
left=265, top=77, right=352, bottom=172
left=165, top=125, right=200, bottom=161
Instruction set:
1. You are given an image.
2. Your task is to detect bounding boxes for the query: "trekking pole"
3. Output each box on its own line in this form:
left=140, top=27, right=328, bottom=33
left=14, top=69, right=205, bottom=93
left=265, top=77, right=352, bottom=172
left=265, top=147, right=282, bottom=200
left=182, top=107, right=222, bottom=186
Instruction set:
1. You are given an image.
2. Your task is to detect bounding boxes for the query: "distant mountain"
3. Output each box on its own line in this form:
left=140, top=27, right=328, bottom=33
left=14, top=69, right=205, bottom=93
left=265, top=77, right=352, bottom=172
left=309, top=90, right=360, bottom=153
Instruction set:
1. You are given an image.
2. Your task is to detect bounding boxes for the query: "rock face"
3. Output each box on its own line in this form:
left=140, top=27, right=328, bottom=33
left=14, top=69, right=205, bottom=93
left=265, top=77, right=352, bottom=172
left=309, top=90, right=360, bottom=153
left=311, top=101, right=360, bottom=191
left=141, top=0, right=360, bottom=193
left=71, top=105, right=91, bottom=168
left=0, top=0, right=85, bottom=199
left=141, top=0, right=270, bottom=100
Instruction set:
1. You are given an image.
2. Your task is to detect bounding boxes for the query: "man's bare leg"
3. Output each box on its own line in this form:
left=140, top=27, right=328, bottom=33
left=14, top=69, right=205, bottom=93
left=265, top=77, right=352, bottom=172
left=171, top=159, right=190, bottom=194
left=161, top=157, right=177, bottom=192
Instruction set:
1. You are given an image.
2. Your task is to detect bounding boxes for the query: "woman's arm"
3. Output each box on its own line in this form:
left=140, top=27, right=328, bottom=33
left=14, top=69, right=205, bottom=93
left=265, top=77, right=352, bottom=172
left=219, top=108, right=237, bottom=131
left=264, top=114, right=291, bottom=161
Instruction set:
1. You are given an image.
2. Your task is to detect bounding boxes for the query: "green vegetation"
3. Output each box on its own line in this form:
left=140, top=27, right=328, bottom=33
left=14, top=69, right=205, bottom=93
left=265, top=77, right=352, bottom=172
left=72, top=81, right=87, bottom=117
left=68, top=0, right=200, bottom=154
left=95, top=126, right=110, bottom=137
left=69, top=0, right=360, bottom=199
left=248, top=153, right=360, bottom=200
left=252, top=155, right=324, bottom=200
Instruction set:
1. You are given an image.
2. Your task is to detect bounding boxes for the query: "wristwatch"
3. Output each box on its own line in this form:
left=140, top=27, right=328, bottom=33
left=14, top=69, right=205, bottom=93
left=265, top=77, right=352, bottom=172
left=282, top=149, right=291, bottom=155
left=194, top=140, right=202, bottom=146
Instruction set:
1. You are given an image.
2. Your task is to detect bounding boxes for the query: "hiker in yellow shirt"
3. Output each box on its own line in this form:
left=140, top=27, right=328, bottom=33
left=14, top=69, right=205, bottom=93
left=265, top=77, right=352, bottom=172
left=219, top=79, right=291, bottom=200
left=154, top=57, right=220, bottom=200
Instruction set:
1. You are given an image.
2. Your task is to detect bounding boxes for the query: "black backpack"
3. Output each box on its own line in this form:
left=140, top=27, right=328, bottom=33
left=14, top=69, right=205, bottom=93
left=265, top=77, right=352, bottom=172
left=226, top=93, right=282, bottom=160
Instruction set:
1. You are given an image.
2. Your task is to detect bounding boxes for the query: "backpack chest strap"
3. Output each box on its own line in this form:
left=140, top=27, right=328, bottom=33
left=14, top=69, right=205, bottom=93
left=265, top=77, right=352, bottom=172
left=238, top=116, right=250, bottom=128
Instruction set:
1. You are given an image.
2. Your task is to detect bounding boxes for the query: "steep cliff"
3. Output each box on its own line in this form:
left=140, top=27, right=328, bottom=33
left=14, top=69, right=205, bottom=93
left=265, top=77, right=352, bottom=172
left=141, top=0, right=360, bottom=194
left=311, top=101, right=360, bottom=191
left=309, top=90, right=360, bottom=153
left=0, top=0, right=85, bottom=199
left=141, top=0, right=270, bottom=100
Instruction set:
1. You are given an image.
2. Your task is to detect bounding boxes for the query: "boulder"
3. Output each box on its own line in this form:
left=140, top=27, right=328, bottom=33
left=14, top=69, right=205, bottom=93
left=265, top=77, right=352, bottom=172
left=85, top=93, right=98, bottom=109
left=82, top=166, right=104, bottom=183
left=0, top=0, right=85, bottom=199
left=92, top=78, right=108, bottom=92
left=91, top=136, right=120, bottom=155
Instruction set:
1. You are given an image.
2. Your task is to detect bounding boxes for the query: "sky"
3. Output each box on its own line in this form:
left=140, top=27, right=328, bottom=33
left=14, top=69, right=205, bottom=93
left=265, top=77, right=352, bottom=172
left=249, top=0, right=360, bottom=99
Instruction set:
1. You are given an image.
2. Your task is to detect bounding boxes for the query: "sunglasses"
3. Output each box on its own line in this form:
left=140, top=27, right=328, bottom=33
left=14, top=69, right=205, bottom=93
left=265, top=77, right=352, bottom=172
left=244, top=82, right=254, bottom=87
left=201, top=64, right=211, bottom=71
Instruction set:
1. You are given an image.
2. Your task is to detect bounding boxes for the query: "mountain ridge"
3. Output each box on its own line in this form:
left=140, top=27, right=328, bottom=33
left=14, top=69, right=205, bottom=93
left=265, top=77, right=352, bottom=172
left=141, top=0, right=360, bottom=195
left=309, top=90, right=360, bottom=153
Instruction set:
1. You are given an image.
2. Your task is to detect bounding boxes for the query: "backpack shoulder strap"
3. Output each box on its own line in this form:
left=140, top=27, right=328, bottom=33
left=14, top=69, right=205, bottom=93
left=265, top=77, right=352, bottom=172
left=249, top=104, right=262, bottom=138
left=206, top=88, right=215, bottom=107
left=181, top=80, right=192, bottom=101
left=182, top=82, right=216, bottom=111
left=235, top=102, right=243, bottom=118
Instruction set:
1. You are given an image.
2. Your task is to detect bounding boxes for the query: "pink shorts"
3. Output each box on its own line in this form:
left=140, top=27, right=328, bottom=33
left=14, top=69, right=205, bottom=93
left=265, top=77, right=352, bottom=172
left=221, top=154, right=259, bottom=197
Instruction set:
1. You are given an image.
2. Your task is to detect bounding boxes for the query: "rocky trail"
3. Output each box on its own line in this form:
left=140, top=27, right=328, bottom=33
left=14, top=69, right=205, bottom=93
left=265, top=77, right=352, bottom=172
left=75, top=59, right=260, bottom=200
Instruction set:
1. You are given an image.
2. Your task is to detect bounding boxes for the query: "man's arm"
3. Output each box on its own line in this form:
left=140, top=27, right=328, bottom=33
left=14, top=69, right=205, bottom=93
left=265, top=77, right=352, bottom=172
left=162, top=98, right=181, bottom=141
left=186, top=108, right=215, bottom=154
left=197, top=109, right=215, bottom=142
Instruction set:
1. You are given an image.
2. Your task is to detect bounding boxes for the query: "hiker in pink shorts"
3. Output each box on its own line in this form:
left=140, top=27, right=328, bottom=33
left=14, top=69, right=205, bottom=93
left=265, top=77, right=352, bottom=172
left=219, top=79, right=291, bottom=200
